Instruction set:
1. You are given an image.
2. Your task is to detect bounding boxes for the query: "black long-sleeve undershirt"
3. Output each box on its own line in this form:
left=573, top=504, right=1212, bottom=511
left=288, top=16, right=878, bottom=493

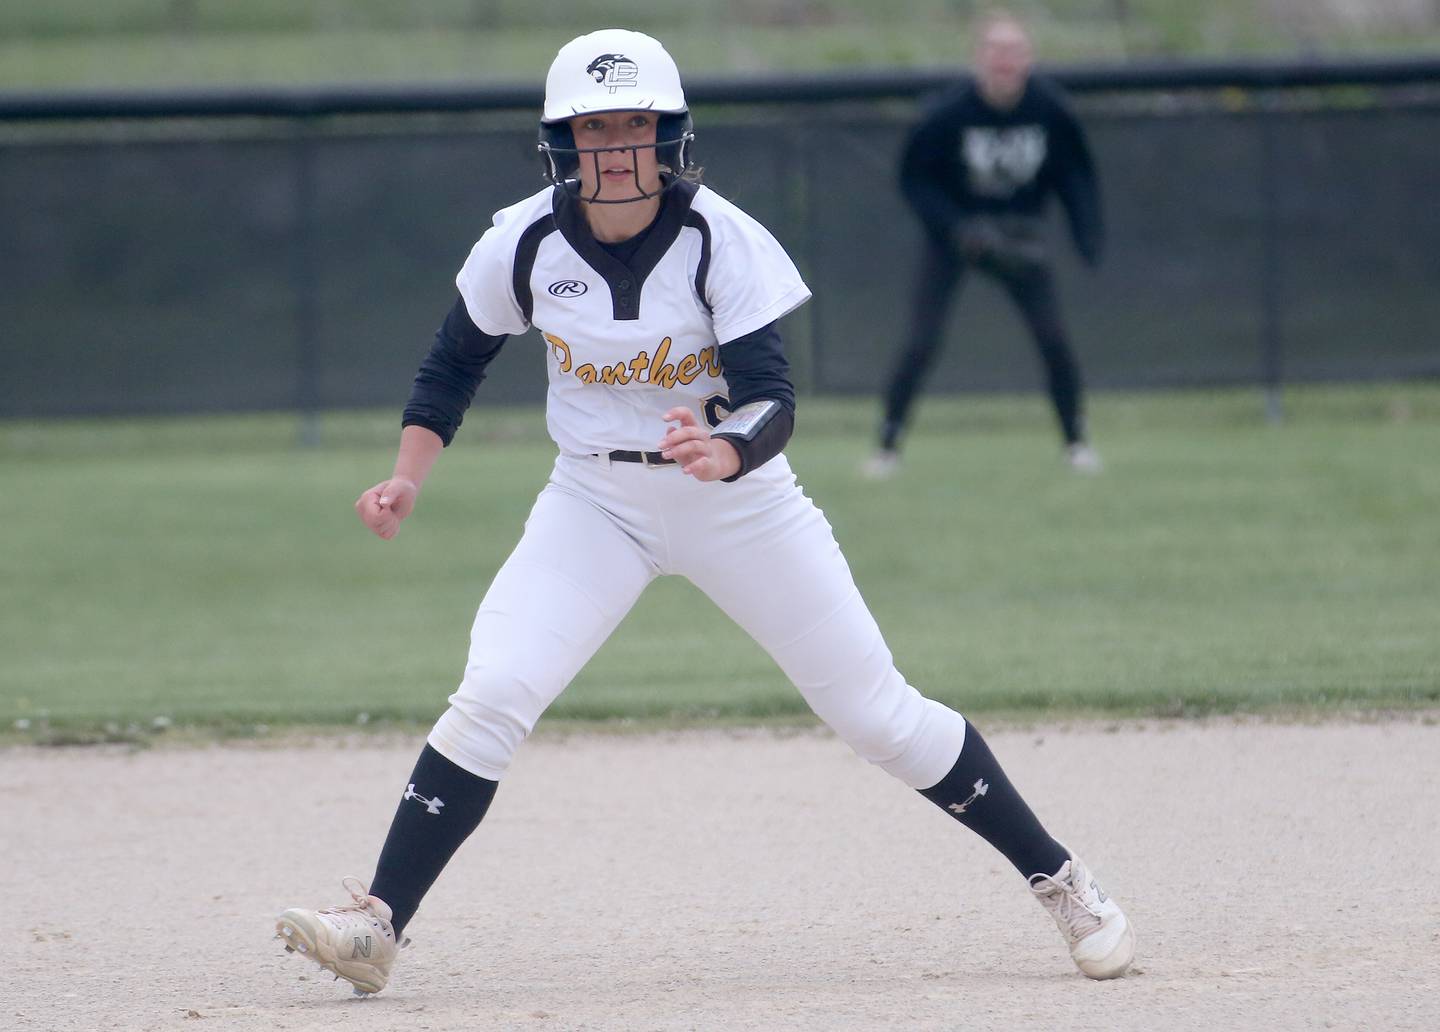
left=717, top=320, right=795, bottom=415
left=714, top=321, right=795, bottom=479
left=402, top=297, right=508, bottom=446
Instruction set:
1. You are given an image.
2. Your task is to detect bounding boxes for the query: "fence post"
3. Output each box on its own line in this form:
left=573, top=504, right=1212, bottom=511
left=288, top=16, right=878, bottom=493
left=785, top=113, right=819, bottom=395
left=1258, top=96, right=1284, bottom=424
left=294, top=119, right=321, bottom=447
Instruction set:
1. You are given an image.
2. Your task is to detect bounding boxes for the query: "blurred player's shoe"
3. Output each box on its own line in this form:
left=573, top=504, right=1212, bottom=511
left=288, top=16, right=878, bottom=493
left=1029, top=855, right=1134, bottom=979
left=1066, top=443, right=1103, bottom=474
left=276, top=877, right=403, bottom=995
left=861, top=449, right=901, bottom=480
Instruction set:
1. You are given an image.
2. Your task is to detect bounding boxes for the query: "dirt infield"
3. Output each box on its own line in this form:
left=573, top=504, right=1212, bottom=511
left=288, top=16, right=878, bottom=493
left=7, top=717, right=1439, bottom=1031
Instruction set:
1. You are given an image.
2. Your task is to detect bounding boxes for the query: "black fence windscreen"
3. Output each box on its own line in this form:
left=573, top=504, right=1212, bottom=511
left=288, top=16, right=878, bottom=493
left=3, top=60, right=1438, bottom=420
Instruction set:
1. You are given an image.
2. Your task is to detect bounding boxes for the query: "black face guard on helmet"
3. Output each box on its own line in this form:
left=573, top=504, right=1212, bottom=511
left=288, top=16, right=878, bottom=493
left=537, top=112, right=695, bottom=204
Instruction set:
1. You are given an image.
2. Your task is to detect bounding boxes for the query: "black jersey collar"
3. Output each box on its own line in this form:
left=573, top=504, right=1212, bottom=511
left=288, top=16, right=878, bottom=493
left=551, top=179, right=700, bottom=321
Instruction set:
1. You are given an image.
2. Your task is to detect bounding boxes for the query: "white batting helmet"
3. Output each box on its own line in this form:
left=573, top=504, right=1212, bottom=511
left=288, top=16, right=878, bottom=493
left=537, top=29, right=696, bottom=201
left=542, top=29, right=687, bottom=121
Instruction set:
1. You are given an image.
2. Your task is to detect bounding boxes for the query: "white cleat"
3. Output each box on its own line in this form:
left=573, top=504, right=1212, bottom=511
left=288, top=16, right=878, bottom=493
left=1066, top=443, right=1104, bottom=474
left=1029, top=855, right=1135, bottom=979
left=276, top=876, right=403, bottom=995
left=860, top=449, right=901, bottom=480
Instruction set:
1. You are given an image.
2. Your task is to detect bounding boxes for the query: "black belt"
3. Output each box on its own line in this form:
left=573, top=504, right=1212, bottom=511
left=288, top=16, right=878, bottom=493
left=607, top=449, right=676, bottom=467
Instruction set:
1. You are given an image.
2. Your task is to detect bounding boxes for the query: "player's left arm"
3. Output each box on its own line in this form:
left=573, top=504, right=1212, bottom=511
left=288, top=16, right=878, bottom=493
left=1049, top=97, right=1105, bottom=266
left=659, top=321, right=795, bottom=483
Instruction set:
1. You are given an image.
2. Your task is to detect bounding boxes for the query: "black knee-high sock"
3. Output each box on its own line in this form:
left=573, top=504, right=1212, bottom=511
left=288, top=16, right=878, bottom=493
left=368, top=744, right=497, bottom=936
left=919, top=723, right=1069, bottom=880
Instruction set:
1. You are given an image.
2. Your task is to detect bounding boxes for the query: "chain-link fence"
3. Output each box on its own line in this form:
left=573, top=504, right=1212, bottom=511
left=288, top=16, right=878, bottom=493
left=3, top=59, right=1438, bottom=420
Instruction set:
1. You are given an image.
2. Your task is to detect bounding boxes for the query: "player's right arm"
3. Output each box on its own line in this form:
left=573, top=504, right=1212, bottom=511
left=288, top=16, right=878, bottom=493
left=355, top=425, right=444, bottom=540
left=358, top=295, right=510, bottom=540
left=358, top=193, right=539, bottom=538
left=899, top=88, right=971, bottom=240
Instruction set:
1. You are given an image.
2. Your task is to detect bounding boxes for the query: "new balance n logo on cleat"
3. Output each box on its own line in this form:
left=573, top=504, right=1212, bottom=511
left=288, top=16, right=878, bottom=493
left=277, top=877, right=399, bottom=995
left=403, top=784, right=445, bottom=814
left=947, top=778, right=990, bottom=816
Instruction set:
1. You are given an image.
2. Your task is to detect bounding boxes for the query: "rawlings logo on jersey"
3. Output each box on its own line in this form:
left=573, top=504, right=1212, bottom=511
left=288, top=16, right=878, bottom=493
left=586, top=53, right=639, bottom=94
left=548, top=279, right=588, bottom=297
left=543, top=332, right=721, bottom=388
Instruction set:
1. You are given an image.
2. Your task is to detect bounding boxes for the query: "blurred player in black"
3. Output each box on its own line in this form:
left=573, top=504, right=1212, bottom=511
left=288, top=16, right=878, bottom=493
left=866, top=10, right=1105, bottom=478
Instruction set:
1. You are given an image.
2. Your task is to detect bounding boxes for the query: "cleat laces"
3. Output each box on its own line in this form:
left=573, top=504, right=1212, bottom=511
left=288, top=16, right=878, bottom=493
left=1029, top=867, right=1103, bottom=945
left=311, top=877, right=410, bottom=949
left=315, top=877, right=386, bottom=926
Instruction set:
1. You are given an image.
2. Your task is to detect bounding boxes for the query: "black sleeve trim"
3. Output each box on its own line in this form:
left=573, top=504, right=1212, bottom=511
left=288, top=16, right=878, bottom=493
left=513, top=212, right=560, bottom=325
left=401, top=296, right=508, bottom=446
left=684, top=209, right=714, bottom=313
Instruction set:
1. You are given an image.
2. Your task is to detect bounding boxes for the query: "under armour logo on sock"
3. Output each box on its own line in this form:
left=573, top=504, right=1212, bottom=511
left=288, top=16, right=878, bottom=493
left=403, top=784, right=445, bottom=815
left=947, top=778, right=989, bottom=816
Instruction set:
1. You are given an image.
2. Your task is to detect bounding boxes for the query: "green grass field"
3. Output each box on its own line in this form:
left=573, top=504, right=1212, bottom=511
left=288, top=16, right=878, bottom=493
left=3, top=383, right=1438, bottom=743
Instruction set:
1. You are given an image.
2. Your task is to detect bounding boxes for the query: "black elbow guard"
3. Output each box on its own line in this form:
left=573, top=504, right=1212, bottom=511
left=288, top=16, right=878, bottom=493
left=710, top=399, right=794, bottom=482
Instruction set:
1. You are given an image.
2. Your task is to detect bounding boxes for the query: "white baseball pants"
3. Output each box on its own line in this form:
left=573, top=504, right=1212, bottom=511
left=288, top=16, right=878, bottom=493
left=428, top=452, right=967, bottom=789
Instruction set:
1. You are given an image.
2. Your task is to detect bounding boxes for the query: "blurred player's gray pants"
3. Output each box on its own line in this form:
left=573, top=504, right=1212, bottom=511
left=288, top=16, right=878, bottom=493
left=882, top=234, right=1086, bottom=449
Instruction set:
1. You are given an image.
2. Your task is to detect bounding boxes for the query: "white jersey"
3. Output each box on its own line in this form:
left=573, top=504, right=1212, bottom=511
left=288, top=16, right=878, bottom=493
left=454, top=181, right=810, bottom=455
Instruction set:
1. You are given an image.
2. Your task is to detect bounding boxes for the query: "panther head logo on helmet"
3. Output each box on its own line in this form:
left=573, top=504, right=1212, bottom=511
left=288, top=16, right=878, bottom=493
left=585, top=53, right=639, bottom=93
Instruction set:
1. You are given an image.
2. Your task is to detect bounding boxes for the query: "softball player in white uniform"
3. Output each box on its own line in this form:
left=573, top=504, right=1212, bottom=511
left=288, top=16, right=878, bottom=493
left=275, top=29, right=1133, bottom=996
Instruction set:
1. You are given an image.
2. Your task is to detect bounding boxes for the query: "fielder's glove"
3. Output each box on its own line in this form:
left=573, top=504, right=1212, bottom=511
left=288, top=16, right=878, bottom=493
left=955, top=216, right=1048, bottom=276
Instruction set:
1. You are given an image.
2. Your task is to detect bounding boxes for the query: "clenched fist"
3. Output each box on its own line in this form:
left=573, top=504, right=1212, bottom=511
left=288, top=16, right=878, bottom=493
left=355, top=477, right=419, bottom=540
left=659, top=407, right=740, bottom=482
